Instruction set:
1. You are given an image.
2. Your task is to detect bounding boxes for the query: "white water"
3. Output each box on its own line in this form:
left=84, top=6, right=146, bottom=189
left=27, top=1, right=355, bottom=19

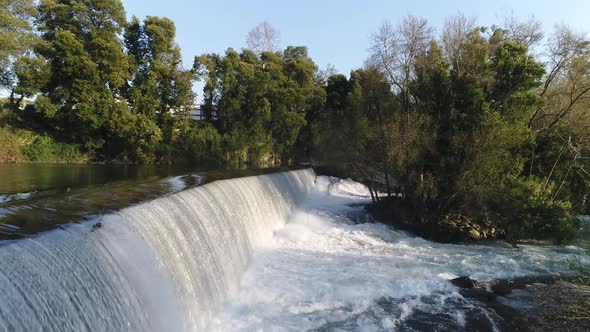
left=209, top=176, right=589, bottom=331
left=0, top=169, right=314, bottom=331
left=0, top=170, right=587, bottom=331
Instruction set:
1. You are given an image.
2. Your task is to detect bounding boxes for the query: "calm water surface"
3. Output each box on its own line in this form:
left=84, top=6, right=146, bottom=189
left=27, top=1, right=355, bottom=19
left=0, top=163, right=293, bottom=240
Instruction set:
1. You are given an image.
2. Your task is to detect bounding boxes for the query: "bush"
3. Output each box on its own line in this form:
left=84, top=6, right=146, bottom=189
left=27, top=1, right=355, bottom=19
left=487, top=176, right=577, bottom=244
left=164, top=121, right=224, bottom=165
left=20, top=136, right=87, bottom=163
left=183, top=122, right=223, bottom=163
left=0, top=126, right=27, bottom=162
left=0, top=109, right=87, bottom=163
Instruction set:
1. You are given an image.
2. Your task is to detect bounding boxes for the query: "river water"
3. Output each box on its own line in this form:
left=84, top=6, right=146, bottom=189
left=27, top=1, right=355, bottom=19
left=0, top=168, right=587, bottom=331
left=209, top=176, right=588, bottom=331
left=0, top=163, right=292, bottom=239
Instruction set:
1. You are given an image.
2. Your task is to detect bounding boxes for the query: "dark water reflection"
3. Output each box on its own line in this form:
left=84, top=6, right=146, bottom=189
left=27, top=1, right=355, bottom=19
left=0, top=163, right=296, bottom=240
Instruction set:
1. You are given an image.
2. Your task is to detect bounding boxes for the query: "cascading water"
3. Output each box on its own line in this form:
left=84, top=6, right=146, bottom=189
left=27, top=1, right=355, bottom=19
left=0, top=169, right=316, bottom=331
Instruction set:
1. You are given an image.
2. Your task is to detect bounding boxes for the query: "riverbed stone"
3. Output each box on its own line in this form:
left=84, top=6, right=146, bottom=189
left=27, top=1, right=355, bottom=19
left=450, top=276, right=478, bottom=288
left=491, top=280, right=512, bottom=296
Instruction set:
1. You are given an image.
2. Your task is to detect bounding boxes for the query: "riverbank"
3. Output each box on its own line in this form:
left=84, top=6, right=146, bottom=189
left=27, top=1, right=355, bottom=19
left=366, top=197, right=503, bottom=243
left=0, top=111, right=88, bottom=163
left=0, top=126, right=88, bottom=163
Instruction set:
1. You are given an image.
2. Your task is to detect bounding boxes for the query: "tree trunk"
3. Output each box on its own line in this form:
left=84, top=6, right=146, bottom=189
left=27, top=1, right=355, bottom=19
left=552, top=151, right=579, bottom=200
left=368, top=181, right=376, bottom=203
left=544, top=139, right=569, bottom=190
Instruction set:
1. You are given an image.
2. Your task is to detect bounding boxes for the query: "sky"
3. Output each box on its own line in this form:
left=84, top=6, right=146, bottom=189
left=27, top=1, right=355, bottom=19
left=121, top=0, right=590, bottom=101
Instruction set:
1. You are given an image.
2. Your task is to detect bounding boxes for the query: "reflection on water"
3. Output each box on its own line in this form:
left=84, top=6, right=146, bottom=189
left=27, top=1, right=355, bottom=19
left=0, top=163, right=296, bottom=240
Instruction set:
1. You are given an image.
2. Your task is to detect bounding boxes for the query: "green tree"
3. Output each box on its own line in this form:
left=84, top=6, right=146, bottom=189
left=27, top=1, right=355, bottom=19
left=193, top=53, right=222, bottom=121
left=195, top=46, right=323, bottom=165
left=34, top=0, right=161, bottom=161
left=356, top=21, right=580, bottom=243
left=125, top=16, right=195, bottom=148
left=0, top=0, right=38, bottom=108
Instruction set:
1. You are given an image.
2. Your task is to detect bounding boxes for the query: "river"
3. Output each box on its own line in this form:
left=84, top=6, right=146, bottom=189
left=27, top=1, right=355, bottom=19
left=0, top=163, right=292, bottom=240
left=0, top=167, right=587, bottom=331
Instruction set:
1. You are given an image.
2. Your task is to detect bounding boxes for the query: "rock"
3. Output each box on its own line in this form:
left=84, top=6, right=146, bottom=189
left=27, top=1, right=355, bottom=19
left=460, top=287, right=496, bottom=302
left=468, top=228, right=481, bottom=239
left=91, top=221, right=102, bottom=232
left=491, top=280, right=512, bottom=296
left=450, top=276, right=478, bottom=288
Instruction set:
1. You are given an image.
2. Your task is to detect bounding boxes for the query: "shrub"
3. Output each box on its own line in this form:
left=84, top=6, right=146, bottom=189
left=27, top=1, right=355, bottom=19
left=487, top=176, right=577, bottom=244
left=0, top=109, right=87, bottom=163
left=20, top=135, right=88, bottom=163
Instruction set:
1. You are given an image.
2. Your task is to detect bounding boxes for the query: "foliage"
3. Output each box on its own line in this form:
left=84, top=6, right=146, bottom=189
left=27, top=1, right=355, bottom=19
left=20, top=135, right=87, bottom=163
left=486, top=176, right=576, bottom=244
left=0, top=109, right=87, bottom=163
left=125, top=16, right=195, bottom=146
left=312, top=16, right=590, bottom=244
left=33, top=0, right=133, bottom=156
left=194, top=46, right=323, bottom=165
left=0, top=0, right=39, bottom=107
left=167, top=120, right=223, bottom=165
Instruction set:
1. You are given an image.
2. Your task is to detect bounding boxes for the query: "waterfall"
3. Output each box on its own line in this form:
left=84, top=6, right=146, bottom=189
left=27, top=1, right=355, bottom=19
left=0, top=169, right=316, bottom=332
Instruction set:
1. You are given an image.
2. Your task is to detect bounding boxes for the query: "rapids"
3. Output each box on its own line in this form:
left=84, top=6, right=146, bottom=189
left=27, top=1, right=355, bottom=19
left=209, top=176, right=588, bottom=331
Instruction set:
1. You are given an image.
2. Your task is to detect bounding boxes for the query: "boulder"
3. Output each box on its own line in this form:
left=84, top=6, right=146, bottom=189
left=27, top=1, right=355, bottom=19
left=491, top=280, right=513, bottom=296
left=450, top=276, right=478, bottom=288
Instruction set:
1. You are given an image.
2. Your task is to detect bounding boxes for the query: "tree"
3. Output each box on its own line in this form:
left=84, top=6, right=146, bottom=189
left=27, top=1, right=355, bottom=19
left=275, top=46, right=321, bottom=162
left=313, top=73, right=367, bottom=172
left=501, top=13, right=544, bottom=48
left=529, top=25, right=590, bottom=130
left=195, top=46, right=323, bottom=165
left=193, top=53, right=222, bottom=121
left=316, top=64, right=338, bottom=86
left=0, top=0, right=38, bottom=107
left=34, top=0, right=161, bottom=161
left=368, top=16, right=433, bottom=112
left=125, top=15, right=196, bottom=158
left=441, top=12, right=477, bottom=69
left=11, top=55, right=50, bottom=107
left=355, top=18, right=578, bottom=243
left=246, top=22, right=281, bottom=55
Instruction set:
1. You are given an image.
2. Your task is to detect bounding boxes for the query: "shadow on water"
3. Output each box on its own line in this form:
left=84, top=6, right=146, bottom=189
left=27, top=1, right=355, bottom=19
left=0, top=163, right=300, bottom=240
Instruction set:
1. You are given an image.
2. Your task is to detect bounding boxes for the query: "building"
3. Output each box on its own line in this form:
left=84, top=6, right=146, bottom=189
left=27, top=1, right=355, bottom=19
left=186, top=105, right=218, bottom=121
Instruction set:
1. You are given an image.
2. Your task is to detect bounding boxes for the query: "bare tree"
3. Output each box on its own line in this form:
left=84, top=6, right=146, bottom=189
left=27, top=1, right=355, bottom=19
left=441, top=12, right=477, bottom=68
left=246, top=22, right=281, bottom=55
left=529, top=24, right=590, bottom=129
left=501, top=13, right=544, bottom=47
left=317, top=63, right=338, bottom=86
left=368, top=16, right=433, bottom=112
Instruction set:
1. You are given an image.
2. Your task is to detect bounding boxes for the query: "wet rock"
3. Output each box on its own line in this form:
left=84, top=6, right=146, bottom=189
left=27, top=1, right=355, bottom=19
left=450, top=276, right=478, bottom=288
left=481, top=277, right=590, bottom=332
left=468, top=228, right=481, bottom=239
left=491, top=280, right=512, bottom=296
left=460, top=287, right=496, bottom=303
left=439, top=213, right=502, bottom=242
left=91, top=220, right=102, bottom=232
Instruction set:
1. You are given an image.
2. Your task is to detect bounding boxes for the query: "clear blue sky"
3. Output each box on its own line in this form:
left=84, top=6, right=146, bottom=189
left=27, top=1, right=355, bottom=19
left=121, top=0, right=590, bottom=101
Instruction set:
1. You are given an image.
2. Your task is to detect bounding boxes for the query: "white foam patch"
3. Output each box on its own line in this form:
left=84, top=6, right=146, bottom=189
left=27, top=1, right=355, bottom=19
left=165, top=175, right=187, bottom=192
